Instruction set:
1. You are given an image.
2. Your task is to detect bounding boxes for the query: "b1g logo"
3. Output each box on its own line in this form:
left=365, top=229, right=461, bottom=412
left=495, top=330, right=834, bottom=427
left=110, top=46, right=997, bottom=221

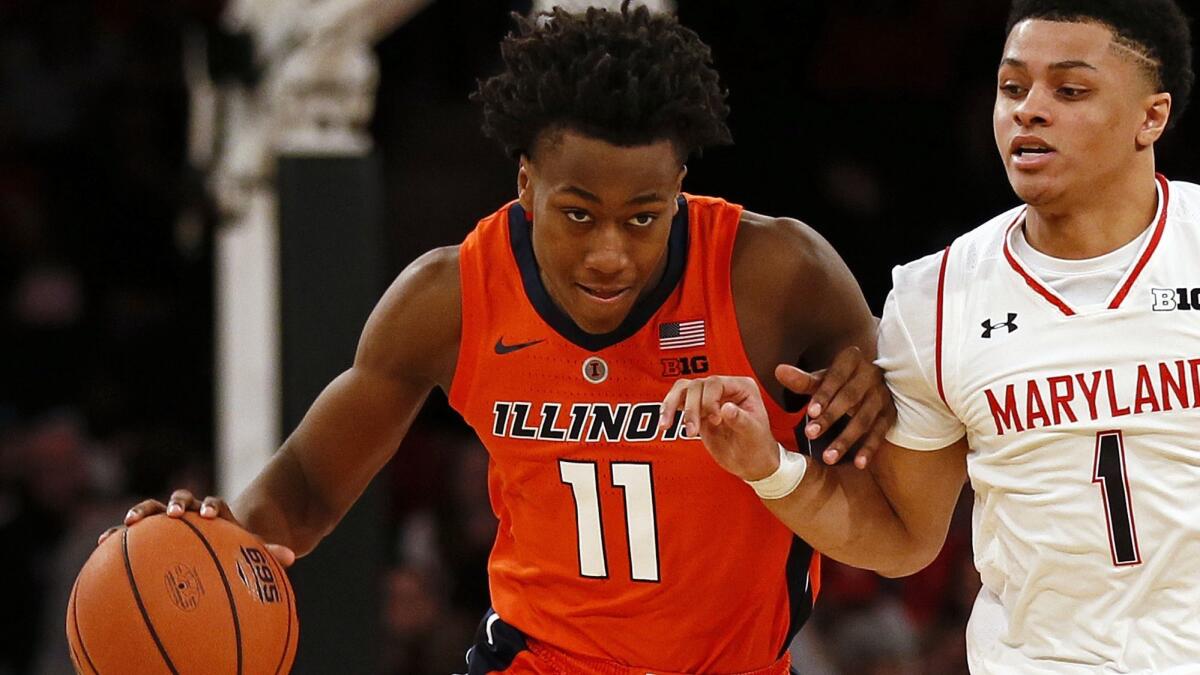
left=1151, top=288, right=1200, bottom=311
left=661, top=355, right=709, bottom=377
left=235, top=546, right=281, bottom=604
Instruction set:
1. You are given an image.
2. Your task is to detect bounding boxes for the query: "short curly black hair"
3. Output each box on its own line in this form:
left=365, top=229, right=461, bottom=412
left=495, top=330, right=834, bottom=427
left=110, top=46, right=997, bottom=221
left=472, top=1, right=732, bottom=161
left=1007, top=0, right=1194, bottom=127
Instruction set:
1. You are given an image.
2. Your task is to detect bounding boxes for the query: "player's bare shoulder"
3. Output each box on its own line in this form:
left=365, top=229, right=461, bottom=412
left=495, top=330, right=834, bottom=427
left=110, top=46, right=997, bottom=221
left=732, top=210, right=873, bottom=366
left=732, top=210, right=864, bottom=316
left=733, top=211, right=843, bottom=291
left=356, top=245, right=462, bottom=389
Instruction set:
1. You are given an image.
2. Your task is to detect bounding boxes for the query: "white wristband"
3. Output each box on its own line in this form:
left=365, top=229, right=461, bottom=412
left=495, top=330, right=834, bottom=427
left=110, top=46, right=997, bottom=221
left=745, top=443, right=809, bottom=500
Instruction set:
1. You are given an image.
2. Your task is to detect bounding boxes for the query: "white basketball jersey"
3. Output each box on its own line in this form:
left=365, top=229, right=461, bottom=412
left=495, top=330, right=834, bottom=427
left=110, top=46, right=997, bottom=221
left=882, top=175, right=1200, bottom=673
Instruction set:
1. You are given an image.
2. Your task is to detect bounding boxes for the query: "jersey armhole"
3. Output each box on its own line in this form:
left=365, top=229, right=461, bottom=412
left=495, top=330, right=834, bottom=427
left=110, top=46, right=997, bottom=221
left=934, top=245, right=950, bottom=406
left=448, top=234, right=482, bottom=412
left=713, top=203, right=808, bottom=441
left=883, top=247, right=966, bottom=451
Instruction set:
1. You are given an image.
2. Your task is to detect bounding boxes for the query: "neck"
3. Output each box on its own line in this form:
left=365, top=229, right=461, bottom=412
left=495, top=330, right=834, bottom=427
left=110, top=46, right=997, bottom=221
left=1023, top=166, right=1159, bottom=260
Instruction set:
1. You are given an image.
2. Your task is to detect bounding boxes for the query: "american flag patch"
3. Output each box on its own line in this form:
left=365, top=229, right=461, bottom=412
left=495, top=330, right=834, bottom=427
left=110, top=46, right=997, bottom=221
left=658, top=320, right=706, bottom=350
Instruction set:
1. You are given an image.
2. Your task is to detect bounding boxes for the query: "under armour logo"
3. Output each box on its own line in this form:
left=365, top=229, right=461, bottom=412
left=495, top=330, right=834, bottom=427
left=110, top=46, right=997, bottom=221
left=981, top=313, right=1018, bottom=338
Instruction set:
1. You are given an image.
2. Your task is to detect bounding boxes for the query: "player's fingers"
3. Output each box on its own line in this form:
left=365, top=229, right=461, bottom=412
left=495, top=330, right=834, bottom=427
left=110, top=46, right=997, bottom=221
left=125, top=499, right=166, bottom=524
left=822, top=398, right=878, bottom=464
left=682, top=380, right=707, bottom=437
left=266, top=543, right=297, bottom=568
left=166, top=489, right=198, bottom=517
left=805, top=372, right=869, bottom=442
left=200, top=496, right=234, bottom=520
left=804, top=348, right=866, bottom=423
left=880, top=396, right=898, bottom=428
left=700, top=377, right=732, bottom=424
left=658, top=379, right=691, bottom=431
left=854, top=416, right=893, bottom=469
left=775, top=364, right=822, bottom=396
left=97, top=526, right=122, bottom=546
left=719, top=400, right=742, bottom=423
left=719, top=400, right=763, bottom=435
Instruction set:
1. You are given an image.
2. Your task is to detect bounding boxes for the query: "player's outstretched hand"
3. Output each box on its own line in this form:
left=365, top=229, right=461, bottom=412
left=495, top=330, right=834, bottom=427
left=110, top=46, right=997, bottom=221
left=659, top=375, right=782, bottom=482
left=96, top=489, right=296, bottom=567
left=775, top=346, right=896, bottom=469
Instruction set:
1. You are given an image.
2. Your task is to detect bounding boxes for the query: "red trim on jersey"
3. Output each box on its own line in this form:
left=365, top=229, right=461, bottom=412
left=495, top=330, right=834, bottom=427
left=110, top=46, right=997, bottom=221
left=1002, top=174, right=1170, bottom=316
left=1002, top=210, right=1076, bottom=316
left=1109, top=174, right=1170, bottom=309
left=809, top=550, right=822, bottom=601
left=935, top=246, right=950, bottom=405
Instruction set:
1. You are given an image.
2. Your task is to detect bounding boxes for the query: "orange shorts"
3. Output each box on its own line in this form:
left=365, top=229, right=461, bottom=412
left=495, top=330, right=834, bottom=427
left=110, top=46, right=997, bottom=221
left=488, top=637, right=793, bottom=675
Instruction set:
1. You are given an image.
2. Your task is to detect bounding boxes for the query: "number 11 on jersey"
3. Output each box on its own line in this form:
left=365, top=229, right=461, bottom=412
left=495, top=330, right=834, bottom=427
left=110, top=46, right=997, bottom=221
left=560, top=460, right=661, bottom=582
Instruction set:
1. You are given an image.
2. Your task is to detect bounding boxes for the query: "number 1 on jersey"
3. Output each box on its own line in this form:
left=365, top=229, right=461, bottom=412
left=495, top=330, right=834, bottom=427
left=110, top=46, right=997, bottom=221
left=1092, top=431, right=1142, bottom=566
left=560, top=460, right=661, bottom=582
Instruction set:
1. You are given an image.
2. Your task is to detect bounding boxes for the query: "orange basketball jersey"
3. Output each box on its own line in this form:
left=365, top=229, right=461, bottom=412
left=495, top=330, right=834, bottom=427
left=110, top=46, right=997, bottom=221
left=450, top=195, right=819, bottom=673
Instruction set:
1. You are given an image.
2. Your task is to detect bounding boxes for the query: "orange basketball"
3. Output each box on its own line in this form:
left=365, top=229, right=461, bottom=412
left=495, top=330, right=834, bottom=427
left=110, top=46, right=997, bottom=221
left=66, top=512, right=299, bottom=674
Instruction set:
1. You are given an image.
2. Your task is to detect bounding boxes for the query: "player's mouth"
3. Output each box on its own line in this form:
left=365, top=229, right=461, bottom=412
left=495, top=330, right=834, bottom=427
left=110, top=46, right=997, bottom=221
left=577, top=283, right=631, bottom=304
left=1010, top=136, right=1057, bottom=169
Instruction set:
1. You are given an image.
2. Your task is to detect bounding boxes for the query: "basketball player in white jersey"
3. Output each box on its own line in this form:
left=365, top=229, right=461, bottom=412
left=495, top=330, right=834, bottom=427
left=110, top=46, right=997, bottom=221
left=661, top=0, right=1199, bottom=671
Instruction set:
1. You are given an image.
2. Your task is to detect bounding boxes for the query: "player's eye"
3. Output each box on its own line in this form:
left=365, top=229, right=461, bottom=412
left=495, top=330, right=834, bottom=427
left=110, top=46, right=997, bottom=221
left=999, top=83, right=1026, bottom=97
left=563, top=209, right=592, bottom=223
left=1057, top=86, right=1088, bottom=99
left=627, top=213, right=657, bottom=227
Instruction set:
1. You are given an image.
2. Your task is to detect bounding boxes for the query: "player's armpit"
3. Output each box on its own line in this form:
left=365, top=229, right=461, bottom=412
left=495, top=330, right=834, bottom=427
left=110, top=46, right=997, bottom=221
left=764, top=436, right=968, bottom=578
left=732, top=214, right=891, bottom=465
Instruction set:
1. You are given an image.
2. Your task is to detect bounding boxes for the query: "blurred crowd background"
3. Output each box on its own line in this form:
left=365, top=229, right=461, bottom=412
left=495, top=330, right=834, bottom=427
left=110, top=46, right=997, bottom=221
left=4, top=1, right=1200, bottom=674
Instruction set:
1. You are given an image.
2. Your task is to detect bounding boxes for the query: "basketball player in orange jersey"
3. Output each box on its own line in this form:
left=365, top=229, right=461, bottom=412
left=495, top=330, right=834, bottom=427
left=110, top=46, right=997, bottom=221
left=664, top=0, right=1200, bottom=672
left=101, top=4, right=896, bottom=673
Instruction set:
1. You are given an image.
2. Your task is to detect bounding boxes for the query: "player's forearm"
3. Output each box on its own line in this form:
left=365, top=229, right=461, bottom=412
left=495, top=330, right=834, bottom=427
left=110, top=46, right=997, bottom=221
left=230, top=447, right=341, bottom=558
left=762, top=460, right=935, bottom=577
left=230, top=368, right=432, bottom=556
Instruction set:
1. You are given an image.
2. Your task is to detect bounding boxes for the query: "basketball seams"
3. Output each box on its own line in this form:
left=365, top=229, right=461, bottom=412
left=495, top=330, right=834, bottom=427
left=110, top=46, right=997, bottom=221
left=123, top=529, right=181, bottom=675
left=67, top=644, right=85, bottom=675
left=67, top=579, right=83, bottom=673
left=69, top=578, right=101, bottom=675
left=259, top=543, right=296, bottom=675
left=179, top=517, right=244, bottom=675
left=72, top=515, right=295, bottom=675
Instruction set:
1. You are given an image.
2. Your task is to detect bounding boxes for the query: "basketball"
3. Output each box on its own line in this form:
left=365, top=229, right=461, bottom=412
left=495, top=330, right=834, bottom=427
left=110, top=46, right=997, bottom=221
left=66, top=513, right=298, bottom=674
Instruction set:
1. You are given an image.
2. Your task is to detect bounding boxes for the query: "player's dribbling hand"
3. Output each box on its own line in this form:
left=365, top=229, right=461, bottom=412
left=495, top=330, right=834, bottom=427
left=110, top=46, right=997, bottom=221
left=776, top=346, right=896, bottom=469
left=659, top=375, right=782, bottom=482
left=96, top=489, right=297, bottom=567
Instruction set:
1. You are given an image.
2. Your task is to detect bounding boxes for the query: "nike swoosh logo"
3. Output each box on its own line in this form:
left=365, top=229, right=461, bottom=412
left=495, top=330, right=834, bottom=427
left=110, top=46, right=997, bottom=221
left=494, top=337, right=545, bottom=355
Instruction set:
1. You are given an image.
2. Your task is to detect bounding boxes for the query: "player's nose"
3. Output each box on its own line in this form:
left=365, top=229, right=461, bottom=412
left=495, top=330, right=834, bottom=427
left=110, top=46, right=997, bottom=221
left=1013, top=84, right=1053, bottom=128
left=583, top=223, right=632, bottom=275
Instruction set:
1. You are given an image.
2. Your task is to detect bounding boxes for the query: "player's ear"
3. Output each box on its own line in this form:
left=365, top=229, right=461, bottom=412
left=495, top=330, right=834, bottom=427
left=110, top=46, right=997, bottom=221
left=1136, top=92, right=1171, bottom=148
left=672, top=164, right=687, bottom=215
left=518, top=155, right=535, bottom=214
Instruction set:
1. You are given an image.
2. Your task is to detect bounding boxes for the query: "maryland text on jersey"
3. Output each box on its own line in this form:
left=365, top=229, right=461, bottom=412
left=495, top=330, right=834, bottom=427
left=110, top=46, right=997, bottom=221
left=984, top=357, right=1200, bottom=435
left=491, top=401, right=690, bottom=443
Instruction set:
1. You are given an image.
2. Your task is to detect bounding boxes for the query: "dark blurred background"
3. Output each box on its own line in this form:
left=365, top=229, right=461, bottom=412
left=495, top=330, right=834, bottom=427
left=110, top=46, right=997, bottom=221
left=3, top=1, right=1199, bottom=673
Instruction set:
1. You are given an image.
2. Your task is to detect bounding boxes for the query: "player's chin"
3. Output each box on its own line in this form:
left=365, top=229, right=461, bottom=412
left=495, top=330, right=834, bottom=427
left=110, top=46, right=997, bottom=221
left=575, top=310, right=626, bottom=335
left=569, top=297, right=636, bottom=334
left=566, top=297, right=633, bottom=331
left=1007, top=170, right=1062, bottom=207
